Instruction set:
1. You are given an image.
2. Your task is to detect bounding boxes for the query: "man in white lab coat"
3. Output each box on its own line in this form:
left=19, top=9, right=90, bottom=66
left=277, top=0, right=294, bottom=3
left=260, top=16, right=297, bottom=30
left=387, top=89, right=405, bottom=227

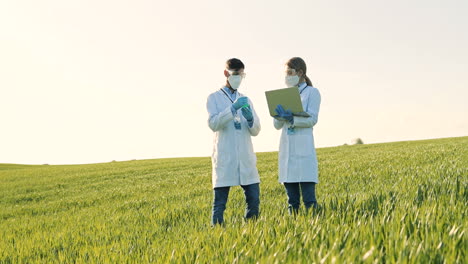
left=206, top=58, right=261, bottom=225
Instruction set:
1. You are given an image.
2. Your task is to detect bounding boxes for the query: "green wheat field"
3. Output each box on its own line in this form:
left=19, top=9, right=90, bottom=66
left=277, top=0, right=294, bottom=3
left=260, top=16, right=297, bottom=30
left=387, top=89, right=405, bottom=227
left=1, top=137, right=467, bottom=263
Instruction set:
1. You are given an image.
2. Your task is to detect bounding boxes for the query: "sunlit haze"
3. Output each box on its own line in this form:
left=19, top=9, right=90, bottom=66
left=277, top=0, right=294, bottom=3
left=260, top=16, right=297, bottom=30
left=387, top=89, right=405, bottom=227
left=1, top=0, right=467, bottom=164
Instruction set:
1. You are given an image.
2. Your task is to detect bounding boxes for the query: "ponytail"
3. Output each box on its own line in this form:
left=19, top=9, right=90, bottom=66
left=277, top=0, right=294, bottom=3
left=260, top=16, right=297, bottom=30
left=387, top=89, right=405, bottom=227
left=304, top=75, right=313, bottom=87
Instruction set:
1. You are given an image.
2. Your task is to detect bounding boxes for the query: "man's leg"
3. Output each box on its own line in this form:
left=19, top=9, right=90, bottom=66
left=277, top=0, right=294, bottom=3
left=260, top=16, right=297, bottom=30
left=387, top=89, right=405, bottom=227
left=284, top=182, right=301, bottom=215
left=301, top=182, right=317, bottom=211
left=241, top=183, right=260, bottom=220
left=212, top=186, right=230, bottom=225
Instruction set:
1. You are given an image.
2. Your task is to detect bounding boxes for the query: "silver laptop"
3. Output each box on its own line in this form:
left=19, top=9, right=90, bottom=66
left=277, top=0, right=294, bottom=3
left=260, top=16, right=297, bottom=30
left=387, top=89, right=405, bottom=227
left=265, top=87, right=310, bottom=117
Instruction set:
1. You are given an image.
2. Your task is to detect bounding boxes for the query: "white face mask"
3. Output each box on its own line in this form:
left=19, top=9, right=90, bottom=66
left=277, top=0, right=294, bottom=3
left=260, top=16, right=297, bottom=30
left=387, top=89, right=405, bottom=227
left=285, top=75, right=300, bottom=87
left=228, top=75, right=243, bottom=90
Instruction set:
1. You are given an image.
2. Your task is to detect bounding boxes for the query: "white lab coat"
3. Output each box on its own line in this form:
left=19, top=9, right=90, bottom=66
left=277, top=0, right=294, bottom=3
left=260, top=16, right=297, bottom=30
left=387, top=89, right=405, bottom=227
left=207, top=88, right=261, bottom=188
left=274, top=84, right=321, bottom=183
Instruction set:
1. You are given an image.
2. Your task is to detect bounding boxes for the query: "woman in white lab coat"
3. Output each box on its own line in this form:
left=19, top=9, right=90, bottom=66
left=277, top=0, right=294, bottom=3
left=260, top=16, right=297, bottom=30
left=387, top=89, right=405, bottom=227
left=273, top=57, right=321, bottom=214
left=206, top=58, right=261, bottom=225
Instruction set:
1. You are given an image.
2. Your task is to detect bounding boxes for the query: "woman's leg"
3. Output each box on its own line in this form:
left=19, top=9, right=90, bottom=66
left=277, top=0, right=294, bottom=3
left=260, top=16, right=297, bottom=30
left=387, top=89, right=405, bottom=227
left=300, top=182, right=317, bottom=211
left=284, top=182, right=301, bottom=215
left=241, top=183, right=260, bottom=220
left=212, top=186, right=230, bottom=225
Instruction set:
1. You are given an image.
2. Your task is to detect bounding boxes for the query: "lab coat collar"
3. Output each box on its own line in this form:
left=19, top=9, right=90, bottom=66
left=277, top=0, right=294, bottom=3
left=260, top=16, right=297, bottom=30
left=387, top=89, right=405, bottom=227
left=221, top=86, right=239, bottom=101
left=298, top=82, right=307, bottom=93
left=222, top=86, right=237, bottom=95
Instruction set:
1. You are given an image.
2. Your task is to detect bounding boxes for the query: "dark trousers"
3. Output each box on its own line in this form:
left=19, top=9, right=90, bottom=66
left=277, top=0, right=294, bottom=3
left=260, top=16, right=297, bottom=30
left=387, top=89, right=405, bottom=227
left=284, top=182, right=317, bottom=214
left=212, top=183, right=260, bottom=225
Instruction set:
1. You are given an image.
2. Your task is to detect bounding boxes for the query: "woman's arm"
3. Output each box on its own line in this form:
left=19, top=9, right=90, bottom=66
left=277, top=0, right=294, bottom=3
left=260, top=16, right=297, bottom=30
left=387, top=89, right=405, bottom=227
left=292, top=88, right=321, bottom=128
left=273, top=118, right=285, bottom=130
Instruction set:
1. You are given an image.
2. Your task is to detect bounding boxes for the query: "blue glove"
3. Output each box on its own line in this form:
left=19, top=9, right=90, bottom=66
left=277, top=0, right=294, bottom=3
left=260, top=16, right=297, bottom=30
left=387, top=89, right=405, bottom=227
left=241, top=106, right=254, bottom=121
left=232, top=97, right=248, bottom=111
left=275, top=104, right=294, bottom=123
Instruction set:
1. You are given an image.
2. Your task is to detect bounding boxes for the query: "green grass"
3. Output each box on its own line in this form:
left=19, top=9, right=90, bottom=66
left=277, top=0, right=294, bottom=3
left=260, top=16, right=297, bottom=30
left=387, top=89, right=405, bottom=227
left=1, top=137, right=467, bottom=263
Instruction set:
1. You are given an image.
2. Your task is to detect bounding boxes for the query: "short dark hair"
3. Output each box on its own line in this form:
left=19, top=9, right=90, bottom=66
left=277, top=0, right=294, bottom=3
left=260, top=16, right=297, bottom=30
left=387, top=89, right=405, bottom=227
left=226, top=58, right=245, bottom=71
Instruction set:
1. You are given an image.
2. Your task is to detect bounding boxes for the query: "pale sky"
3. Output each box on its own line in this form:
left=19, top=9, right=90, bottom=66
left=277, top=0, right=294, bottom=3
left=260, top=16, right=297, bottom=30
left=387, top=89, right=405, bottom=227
left=1, top=0, right=467, bottom=165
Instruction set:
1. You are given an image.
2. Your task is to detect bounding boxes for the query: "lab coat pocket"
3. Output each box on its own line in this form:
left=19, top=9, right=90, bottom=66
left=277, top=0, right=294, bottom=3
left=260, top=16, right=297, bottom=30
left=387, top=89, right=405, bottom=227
left=294, top=135, right=314, bottom=157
